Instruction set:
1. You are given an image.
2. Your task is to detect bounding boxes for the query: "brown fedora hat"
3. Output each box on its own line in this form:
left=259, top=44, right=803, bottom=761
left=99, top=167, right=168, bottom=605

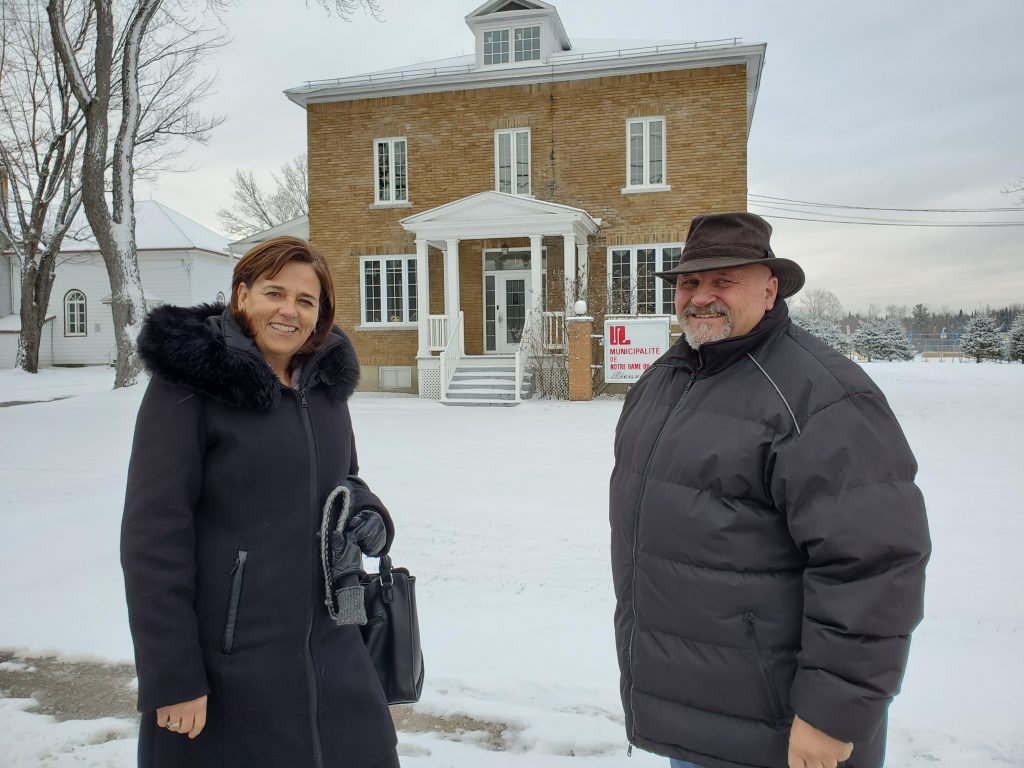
left=655, top=211, right=805, bottom=299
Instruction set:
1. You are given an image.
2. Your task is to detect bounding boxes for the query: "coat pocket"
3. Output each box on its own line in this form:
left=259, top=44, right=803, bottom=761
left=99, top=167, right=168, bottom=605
left=222, top=549, right=248, bottom=654
left=744, top=612, right=786, bottom=723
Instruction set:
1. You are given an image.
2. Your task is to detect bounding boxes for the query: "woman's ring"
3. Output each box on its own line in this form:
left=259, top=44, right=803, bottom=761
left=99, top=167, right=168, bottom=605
left=165, top=720, right=182, bottom=730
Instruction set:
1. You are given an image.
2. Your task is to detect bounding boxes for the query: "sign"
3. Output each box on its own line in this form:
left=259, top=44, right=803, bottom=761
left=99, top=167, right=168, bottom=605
left=604, top=317, right=671, bottom=383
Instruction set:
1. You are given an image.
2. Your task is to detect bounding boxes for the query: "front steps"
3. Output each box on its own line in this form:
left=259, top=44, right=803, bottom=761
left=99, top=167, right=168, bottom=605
left=441, top=357, right=533, bottom=407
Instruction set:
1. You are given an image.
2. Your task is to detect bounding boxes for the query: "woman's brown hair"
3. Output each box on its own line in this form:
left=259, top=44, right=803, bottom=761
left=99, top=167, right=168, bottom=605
left=230, top=236, right=336, bottom=357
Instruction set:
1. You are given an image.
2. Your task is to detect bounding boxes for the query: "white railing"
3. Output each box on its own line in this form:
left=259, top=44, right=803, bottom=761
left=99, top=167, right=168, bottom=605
left=542, top=311, right=565, bottom=350
left=428, top=315, right=448, bottom=351
left=438, top=312, right=464, bottom=402
left=302, top=39, right=744, bottom=89
left=514, top=310, right=537, bottom=403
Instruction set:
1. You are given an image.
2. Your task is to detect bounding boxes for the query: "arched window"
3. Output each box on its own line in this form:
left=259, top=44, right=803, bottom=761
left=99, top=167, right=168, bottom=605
left=64, top=290, right=87, bottom=336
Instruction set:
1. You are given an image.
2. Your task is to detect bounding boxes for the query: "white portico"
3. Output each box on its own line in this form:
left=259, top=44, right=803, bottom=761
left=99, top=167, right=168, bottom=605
left=399, top=191, right=599, bottom=402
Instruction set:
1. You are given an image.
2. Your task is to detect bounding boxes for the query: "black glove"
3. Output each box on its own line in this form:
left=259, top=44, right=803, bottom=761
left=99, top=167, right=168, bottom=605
left=345, top=509, right=387, bottom=557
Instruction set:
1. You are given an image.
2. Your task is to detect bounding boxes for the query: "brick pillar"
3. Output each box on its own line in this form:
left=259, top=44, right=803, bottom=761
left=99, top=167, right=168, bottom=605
left=567, top=316, right=594, bottom=401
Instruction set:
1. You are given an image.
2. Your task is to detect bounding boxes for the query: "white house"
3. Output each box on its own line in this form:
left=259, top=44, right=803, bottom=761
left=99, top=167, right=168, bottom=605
left=0, top=201, right=234, bottom=368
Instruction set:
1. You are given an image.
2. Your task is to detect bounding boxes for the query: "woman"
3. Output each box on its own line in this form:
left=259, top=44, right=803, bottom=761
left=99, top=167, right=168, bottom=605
left=121, top=236, right=400, bottom=768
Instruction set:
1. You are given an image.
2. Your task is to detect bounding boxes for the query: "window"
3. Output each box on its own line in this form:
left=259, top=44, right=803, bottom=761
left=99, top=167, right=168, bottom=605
left=361, top=256, right=418, bottom=325
left=607, top=245, right=682, bottom=315
left=483, top=30, right=510, bottom=65
left=64, top=290, right=87, bottom=336
left=625, top=117, right=667, bottom=190
left=374, top=138, right=408, bottom=204
left=483, top=25, right=540, bottom=65
left=495, top=129, right=530, bottom=195
left=514, top=26, right=540, bottom=62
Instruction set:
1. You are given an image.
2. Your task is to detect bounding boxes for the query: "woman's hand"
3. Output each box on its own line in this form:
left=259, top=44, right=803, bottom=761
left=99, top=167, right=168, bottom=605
left=156, top=694, right=208, bottom=739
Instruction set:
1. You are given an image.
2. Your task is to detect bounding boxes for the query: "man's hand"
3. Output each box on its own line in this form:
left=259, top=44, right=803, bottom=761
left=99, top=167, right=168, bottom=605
left=156, top=694, right=208, bottom=739
left=788, top=714, right=853, bottom=768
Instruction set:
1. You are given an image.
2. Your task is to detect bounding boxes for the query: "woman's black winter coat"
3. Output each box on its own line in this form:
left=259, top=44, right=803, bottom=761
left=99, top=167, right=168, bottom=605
left=122, top=304, right=397, bottom=768
left=610, top=302, right=930, bottom=768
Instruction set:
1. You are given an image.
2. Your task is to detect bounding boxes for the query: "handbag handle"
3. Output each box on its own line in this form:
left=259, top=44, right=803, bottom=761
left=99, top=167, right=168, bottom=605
left=377, top=553, right=394, bottom=603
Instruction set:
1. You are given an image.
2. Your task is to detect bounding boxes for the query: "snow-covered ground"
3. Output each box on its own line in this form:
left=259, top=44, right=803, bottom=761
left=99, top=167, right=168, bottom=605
left=1, top=361, right=1022, bottom=767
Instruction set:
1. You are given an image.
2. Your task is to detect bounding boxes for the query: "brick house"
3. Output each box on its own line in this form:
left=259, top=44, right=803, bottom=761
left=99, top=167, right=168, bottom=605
left=285, top=0, right=765, bottom=402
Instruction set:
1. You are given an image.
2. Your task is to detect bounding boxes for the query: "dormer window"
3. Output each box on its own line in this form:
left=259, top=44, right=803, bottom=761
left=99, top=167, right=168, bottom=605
left=483, top=30, right=510, bottom=64
left=514, top=26, right=541, bottom=61
left=482, top=24, right=541, bottom=65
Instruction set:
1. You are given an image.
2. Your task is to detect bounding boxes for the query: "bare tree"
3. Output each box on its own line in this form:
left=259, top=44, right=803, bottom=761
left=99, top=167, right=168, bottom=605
left=309, top=0, right=381, bottom=17
left=796, top=288, right=844, bottom=323
left=1002, top=177, right=1023, bottom=205
left=217, top=154, right=308, bottom=238
left=46, top=0, right=225, bottom=386
left=0, top=0, right=89, bottom=372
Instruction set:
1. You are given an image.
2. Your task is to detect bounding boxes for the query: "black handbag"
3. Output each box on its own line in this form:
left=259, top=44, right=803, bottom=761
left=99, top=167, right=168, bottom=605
left=360, top=553, right=425, bottom=705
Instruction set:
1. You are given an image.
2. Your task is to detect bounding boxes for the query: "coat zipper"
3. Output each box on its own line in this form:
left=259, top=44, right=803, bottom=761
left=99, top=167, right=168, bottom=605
left=222, top=549, right=248, bottom=654
left=297, top=388, right=326, bottom=768
left=625, top=361, right=701, bottom=747
left=745, top=613, right=786, bottom=723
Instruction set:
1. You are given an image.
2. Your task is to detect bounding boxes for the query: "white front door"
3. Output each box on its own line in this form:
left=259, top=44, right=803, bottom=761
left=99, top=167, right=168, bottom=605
left=495, top=271, right=531, bottom=354
left=484, top=269, right=534, bottom=354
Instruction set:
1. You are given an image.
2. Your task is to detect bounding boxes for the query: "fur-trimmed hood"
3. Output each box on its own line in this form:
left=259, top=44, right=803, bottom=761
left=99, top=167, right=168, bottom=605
left=137, top=303, right=360, bottom=410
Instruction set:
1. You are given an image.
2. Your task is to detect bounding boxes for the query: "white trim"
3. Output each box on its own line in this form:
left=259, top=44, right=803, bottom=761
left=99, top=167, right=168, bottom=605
left=63, top=289, right=87, bottom=337
left=606, top=243, right=683, bottom=316
left=621, top=184, right=672, bottom=195
left=359, top=254, right=418, bottom=326
left=625, top=116, right=667, bottom=190
left=481, top=247, right=547, bottom=353
left=373, top=137, right=409, bottom=205
left=368, top=201, right=413, bottom=210
left=494, top=127, right=531, bottom=195
left=288, top=42, right=765, bottom=138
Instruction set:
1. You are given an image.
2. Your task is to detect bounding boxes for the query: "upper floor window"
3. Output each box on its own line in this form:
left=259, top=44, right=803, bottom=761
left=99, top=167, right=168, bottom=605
left=625, top=117, right=668, bottom=191
left=375, top=137, right=408, bottom=204
left=514, top=26, right=541, bottom=61
left=607, top=245, right=682, bottom=316
left=495, top=128, right=531, bottom=195
left=483, top=25, right=540, bottom=65
left=361, top=256, right=418, bottom=326
left=64, top=289, right=87, bottom=336
left=483, top=30, right=510, bottom=65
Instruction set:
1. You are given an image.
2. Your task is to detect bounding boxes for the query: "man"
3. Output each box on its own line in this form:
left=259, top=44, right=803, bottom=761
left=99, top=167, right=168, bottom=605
left=609, top=212, right=929, bottom=768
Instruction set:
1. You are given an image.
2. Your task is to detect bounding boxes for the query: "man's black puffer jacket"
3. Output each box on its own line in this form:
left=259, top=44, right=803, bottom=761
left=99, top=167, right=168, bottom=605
left=609, top=301, right=930, bottom=768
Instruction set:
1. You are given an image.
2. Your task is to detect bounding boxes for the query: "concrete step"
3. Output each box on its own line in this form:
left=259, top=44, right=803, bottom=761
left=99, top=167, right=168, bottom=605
left=453, top=366, right=516, bottom=375
left=445, top=389, right=522, bottom=400
left=448, top=382, right=521, bottom=391
left=440, top=398, right=520, bottom=407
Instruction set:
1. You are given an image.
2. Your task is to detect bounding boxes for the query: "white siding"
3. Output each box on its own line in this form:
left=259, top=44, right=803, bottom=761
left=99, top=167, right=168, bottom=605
left=47, top=249, right=194, bottom=365
left=0, top=255, right=12, bottom=316
left=49, top=253, right=115, bottom=365
left=0, top=317, right=54, bottom=369
left=188, top=250, right=235, bottom=305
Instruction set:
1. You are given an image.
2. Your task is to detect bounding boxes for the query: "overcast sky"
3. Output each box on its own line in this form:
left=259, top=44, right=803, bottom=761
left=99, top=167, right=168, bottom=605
left=134, top=0, right=1024, bottom=313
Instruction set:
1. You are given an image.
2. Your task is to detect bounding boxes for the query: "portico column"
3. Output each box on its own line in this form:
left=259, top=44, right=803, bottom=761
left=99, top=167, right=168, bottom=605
left=577, top=241, right=589, bottom=306
left=562, top=232, right=576, bottom=316
left=530, top=235, right=543, bottom=312
left=415, top=239, right=430, bottom=357
left=445, top=238, right=461, bottom=333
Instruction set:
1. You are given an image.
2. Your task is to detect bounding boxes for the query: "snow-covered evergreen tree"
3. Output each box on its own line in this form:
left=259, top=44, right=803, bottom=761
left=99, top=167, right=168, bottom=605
left=792, top=314, right=849, bottom=354
left=852, top=318, right=915, bottom=361
left=960, top=315, right=1003, bottom=363
left=1009, top=314, right=1024, bottom=364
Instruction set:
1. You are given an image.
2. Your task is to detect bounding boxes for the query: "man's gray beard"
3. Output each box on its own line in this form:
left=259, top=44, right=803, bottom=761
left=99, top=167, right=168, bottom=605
left=679, top=302, right=733, bottom=350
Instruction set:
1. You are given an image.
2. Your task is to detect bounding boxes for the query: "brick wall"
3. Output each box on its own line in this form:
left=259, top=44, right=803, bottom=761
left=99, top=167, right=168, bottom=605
left=307, top=64, right=749, bottom=376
